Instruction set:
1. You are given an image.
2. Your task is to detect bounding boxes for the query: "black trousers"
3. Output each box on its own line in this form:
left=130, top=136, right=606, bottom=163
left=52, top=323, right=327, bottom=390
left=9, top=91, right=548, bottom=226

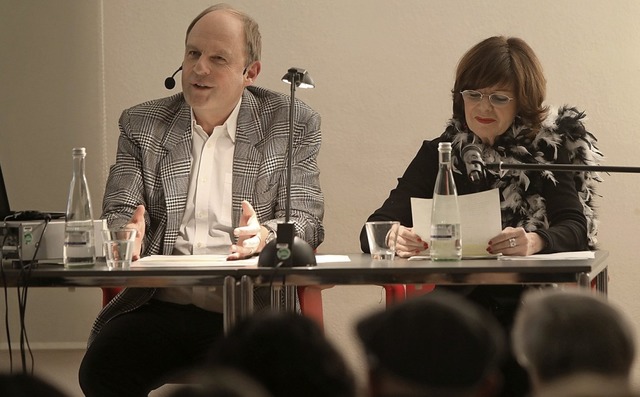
left=79, top=299, right=224, bottom=397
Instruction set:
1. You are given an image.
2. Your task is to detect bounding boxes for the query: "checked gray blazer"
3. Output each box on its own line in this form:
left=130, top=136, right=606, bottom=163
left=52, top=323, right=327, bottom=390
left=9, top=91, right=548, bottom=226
left=88, top=86, right=324, bottom=344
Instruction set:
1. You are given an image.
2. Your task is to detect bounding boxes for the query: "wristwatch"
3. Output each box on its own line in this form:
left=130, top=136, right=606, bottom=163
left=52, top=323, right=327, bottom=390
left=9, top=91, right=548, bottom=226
left=265, top=227, right=277, bottom=245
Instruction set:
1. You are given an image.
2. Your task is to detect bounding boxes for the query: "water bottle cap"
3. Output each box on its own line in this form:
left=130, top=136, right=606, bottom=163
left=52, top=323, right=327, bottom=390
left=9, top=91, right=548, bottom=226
left=438, top=142, right=452, bottom=151
left=72, top=147, right=87, bottom=156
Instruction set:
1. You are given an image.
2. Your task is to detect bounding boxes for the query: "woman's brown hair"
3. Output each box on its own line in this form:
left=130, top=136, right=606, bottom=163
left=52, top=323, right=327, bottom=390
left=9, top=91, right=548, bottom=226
left=452, top=36, right=548, bottom=130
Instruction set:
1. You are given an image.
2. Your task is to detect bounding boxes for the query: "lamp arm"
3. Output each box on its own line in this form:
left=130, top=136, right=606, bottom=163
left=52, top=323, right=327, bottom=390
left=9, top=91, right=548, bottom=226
left=286, top=76, right=297, bottom=223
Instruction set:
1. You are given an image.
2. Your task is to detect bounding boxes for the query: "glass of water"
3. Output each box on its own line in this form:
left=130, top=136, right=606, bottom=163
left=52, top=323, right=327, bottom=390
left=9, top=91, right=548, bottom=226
left=365, top=221, right=400, bottom=260
left=102, top=228, right=137, bottom=270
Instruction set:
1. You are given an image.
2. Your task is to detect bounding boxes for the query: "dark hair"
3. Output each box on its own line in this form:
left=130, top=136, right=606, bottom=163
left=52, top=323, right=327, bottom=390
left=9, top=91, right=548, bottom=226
left=208, top=312, right=356, bottom=397
left=185, top=3, right=261, bottom=65
left=452, top=36, right=548, bottom=130
left=0, top=373, right=69, bottom=397
left=167, top=368, right=272, bottom=397
left=357, top=290, right=506, bottom=391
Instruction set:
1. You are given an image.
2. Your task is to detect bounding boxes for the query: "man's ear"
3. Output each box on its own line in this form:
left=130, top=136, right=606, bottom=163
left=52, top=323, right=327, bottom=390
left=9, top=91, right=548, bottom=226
left=244, top=61, right=261, bottom=86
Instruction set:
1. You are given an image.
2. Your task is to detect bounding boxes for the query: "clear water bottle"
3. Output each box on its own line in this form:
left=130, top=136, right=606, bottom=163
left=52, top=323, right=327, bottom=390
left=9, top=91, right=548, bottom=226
left=430, top=142, right=462, bottom=261
left=63, top=147, right=95, bottom=267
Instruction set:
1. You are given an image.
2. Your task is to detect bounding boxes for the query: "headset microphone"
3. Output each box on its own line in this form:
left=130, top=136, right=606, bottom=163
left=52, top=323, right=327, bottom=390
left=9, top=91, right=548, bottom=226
left=164, top=66, right=182, bottom=89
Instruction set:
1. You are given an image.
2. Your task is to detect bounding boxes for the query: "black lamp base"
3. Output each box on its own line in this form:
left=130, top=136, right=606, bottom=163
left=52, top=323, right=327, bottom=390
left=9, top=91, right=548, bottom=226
left=257, top=223, right=316, bottom=268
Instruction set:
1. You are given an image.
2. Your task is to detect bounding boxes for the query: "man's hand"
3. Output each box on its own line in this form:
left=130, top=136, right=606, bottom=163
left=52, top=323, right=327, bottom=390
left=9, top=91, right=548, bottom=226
left=125, top=205, right=146, bottom=261
left=228, top=200, right=265, bottom=260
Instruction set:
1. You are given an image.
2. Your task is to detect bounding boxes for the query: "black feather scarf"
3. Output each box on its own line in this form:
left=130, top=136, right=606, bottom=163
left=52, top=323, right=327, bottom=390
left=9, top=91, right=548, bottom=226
left=443, top=106, right=603, bottom=249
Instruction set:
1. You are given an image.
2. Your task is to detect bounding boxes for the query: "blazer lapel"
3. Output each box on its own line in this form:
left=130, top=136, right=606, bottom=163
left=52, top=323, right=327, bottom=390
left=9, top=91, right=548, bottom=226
left=232, top=89, right=266, bottom=227
left=159, top=101, right=192, bottom=254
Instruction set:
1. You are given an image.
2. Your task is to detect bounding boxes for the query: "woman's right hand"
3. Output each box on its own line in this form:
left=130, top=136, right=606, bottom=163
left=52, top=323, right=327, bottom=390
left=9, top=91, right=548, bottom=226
left=395, top=226, right=429, bottom=258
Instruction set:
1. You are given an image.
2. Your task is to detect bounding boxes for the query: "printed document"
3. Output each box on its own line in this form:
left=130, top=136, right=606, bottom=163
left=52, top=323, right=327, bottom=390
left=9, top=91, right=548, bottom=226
left=411, top=188, right=502, bottom=257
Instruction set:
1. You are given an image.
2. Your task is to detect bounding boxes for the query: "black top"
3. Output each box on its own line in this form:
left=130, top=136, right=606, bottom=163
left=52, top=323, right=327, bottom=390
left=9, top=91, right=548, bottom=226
left=360, top=136, right=589, bottom=254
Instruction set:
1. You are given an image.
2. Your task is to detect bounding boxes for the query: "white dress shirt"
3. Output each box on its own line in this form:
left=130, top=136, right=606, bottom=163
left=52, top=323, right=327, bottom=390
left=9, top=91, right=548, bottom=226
left=155, top=98, right=241, bottom=312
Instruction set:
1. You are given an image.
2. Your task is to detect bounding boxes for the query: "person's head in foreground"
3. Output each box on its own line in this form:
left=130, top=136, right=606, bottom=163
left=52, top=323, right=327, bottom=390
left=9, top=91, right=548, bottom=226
left=207, top=312, right=356, bottom=397
left=511, top=288, right=636, bottom=391
left=356, top=290, right=507, bottom=397
left=531, top=373, right=640, bottom=397
left=167, top=368, right=272, bottom=397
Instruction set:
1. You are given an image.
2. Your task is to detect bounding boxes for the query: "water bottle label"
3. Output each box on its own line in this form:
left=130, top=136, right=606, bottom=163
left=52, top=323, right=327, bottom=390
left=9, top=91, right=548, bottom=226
left=431, top=224, right=458, bottom=239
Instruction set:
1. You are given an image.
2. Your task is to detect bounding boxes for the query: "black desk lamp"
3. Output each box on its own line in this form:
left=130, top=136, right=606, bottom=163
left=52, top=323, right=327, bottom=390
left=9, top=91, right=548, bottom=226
left=258, top=67, right=317, bottom=268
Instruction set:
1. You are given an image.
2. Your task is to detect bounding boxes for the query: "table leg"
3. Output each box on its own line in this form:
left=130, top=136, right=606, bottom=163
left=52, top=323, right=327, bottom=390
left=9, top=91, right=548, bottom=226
left=577, top=272, right=590, bottom=289
left=577, top=267, right=608, bottom=296
left=284, top=285, right=296, bottom=311
left=595, top=267, right=608, bottom=295
left=223, top=276, right=236, bottom=334
left=271, top=285, right=282, bottom=311
left=240, top=275, right=254, bottom=318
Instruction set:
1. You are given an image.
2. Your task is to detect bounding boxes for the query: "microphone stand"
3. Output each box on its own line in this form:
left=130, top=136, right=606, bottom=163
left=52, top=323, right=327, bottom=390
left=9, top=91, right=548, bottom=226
left=258, top=68, right=317, bottom=268
left=485, top=162, right=640, bottom=173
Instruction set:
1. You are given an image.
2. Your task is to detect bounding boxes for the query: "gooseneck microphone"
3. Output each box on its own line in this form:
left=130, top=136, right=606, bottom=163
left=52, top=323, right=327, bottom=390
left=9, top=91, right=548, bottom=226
left=462, top=144, right=486, bottom=184
left=164, top=66, right=182, bottom=89
left=461, top=143, right=640, bottom=178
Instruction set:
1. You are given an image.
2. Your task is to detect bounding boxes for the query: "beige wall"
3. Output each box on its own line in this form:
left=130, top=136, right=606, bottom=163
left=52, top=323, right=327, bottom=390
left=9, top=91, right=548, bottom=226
left=2, top=0, right=640, bottom=386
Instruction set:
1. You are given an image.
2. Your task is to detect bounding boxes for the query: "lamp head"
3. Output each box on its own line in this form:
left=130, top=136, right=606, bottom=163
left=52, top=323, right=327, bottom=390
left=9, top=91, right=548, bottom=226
left=282, top=67, right=315, bottom=89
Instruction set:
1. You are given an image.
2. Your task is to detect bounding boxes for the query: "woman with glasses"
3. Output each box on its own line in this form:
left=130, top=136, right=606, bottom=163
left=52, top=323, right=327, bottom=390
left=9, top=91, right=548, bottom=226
left=360, top=35, right=602, bottom=259
left=359, top=36, right=603, bottom=397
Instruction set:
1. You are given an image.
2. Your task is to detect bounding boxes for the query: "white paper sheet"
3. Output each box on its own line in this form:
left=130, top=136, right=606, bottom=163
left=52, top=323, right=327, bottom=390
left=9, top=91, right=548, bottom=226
left=411, top=189, right=502, bottom=257
left=130, top=254, right=352, bottom=268
left=316, top=255, right=351, bottom=263
left=132, top=255, right=258, bottom=267
left=498, top=251, right=595, bottom=261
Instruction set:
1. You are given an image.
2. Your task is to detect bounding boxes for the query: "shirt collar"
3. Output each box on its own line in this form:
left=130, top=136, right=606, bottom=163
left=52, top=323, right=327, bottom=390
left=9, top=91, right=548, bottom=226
left=190, top=97, right=242, bottom=143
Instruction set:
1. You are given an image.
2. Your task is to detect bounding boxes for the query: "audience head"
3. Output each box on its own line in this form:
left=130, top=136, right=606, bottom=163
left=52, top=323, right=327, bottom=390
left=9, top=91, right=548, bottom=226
left=207, top=312, right=356, bottom=397
left=166, top=368, right=272, bottom=397
left=0, top=373, right=69, bottom=397
left=531, top=373, right=640, bottom=397
left=452, top=36, right=548, bottom=133
left=511, top=288, right=636, bottom=389
left=356, top=290, right=507, bottom=397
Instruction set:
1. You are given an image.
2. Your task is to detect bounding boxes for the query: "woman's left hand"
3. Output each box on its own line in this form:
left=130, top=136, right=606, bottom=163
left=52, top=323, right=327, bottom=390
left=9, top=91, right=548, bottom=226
left=487, top=226, right=544, bottom=256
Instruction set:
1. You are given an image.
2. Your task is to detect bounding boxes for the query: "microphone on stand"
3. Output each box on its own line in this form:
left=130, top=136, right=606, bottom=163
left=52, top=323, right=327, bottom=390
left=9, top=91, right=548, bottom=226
left=459, top=145, right=640, bottom=175
left=258, top=68, right=317, bottom=268
left=164, top=66, right=182, bottom=89
left=462, top=144, right=486, bottom=184
left=484, top=162, right=640, bottom=173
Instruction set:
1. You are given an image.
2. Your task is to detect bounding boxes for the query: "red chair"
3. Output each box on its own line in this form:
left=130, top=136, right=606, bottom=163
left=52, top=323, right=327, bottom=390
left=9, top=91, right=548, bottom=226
left=383, top=284, right=407, bottom=304
left=101, top=287, right=122, bottom=307
left=405, top=283, right=436, bottom=297
left=101, top=286, right=327, bottom=328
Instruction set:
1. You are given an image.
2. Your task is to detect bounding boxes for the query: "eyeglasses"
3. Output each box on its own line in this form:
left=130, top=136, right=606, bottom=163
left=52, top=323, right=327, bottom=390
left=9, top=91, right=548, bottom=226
left=460, top=90, right=515, bottom=107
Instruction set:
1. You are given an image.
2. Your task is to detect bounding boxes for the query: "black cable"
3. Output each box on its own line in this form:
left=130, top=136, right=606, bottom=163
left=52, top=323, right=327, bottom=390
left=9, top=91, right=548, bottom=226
left=1, top=232, right=14, bottom=372
left=15, top=218, right=49, bottom=374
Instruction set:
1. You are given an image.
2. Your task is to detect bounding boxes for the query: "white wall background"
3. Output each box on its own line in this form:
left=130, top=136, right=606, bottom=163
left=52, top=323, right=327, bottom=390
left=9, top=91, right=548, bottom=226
left=2, top=0, right=640, bottom=389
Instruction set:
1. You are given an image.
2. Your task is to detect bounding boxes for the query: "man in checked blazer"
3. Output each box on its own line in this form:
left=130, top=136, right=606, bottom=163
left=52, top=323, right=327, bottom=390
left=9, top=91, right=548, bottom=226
left=79, top=4, right=324, bottom=397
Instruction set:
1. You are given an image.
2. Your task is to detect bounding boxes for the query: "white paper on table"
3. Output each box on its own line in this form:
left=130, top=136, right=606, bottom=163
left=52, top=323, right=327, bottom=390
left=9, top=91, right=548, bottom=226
left=411, top=188, right=502, bottom=257
left=316, top=255, right=351, bottom=263
left=498, top=251, right=595, bottom=261
left=131, top=254, right=351, bottom=268
left=131, top=254, right=258, bottom=268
